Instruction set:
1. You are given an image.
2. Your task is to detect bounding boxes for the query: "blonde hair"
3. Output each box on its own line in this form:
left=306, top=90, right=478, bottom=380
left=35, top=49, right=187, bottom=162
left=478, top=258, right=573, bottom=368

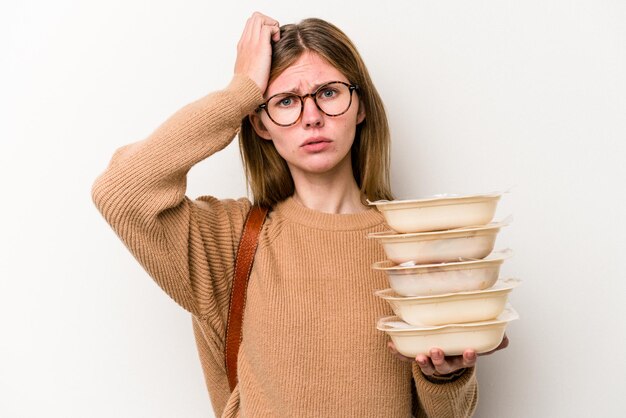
left=239, top=18, right=393, bottom=207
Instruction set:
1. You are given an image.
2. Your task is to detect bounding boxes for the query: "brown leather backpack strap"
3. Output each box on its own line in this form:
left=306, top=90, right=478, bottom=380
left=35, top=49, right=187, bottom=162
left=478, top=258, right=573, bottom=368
left=225, top=204, right=269, bottom=392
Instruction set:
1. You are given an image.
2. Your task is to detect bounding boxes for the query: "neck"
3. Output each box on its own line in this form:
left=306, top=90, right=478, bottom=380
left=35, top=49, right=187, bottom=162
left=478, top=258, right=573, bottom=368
left=289, top=157, right=367, bottom=215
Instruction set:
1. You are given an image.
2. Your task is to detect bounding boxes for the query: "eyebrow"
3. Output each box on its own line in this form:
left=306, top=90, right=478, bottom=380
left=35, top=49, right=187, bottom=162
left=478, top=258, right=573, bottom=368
left=276, top=80, right=338, bottom=95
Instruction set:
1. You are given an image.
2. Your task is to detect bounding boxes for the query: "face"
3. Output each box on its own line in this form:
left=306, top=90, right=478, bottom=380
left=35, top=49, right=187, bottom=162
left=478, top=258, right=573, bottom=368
left=250, top=52, right=366, bottom=178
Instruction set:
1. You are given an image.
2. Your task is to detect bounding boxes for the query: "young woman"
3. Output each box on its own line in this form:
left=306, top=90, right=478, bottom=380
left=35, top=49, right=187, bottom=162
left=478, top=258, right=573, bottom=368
left=92, top=12, right=504, bottom=417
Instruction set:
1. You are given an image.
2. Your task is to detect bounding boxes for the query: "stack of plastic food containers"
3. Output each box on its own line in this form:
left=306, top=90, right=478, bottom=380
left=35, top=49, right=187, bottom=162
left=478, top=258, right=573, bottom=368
left=368, top=192, right=519, bottom=358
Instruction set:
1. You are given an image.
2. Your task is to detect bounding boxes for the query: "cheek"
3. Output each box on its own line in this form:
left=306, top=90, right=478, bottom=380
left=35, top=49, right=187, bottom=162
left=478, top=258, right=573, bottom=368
left=336, top=119, right=358, bottom=146
left=270, top=135, right=297, bottom=159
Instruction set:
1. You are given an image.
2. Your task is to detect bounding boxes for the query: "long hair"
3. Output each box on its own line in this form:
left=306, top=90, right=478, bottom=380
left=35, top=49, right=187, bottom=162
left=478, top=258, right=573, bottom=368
left=239, top=18, right=393, bottom=207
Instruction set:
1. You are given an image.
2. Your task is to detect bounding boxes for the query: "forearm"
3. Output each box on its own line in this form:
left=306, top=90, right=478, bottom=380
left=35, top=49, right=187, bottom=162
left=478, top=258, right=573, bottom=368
left=91, top=75, right=262, bottom=226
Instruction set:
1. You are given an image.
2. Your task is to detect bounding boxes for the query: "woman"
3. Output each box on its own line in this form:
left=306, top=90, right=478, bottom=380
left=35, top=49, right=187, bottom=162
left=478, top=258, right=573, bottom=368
left=92, top=12, right=499, bottom=417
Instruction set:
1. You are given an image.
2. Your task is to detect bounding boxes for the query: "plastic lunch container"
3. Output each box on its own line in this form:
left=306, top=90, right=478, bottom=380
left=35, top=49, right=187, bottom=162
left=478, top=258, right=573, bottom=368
left=371, top=250, right=512, bottom=297
left=367, top=221, right=507, bottom=265
left=368, top=193, right=501, bottom=234
left=377, top=306, right=519, bottom=357
left=374, top=278, right=521, bottom=326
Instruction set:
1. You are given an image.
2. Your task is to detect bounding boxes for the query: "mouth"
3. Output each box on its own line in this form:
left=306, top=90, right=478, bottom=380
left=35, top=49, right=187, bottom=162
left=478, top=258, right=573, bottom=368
left=301, top=137, right=333, bottom=153
left=301, top=137, right=332, bottom=147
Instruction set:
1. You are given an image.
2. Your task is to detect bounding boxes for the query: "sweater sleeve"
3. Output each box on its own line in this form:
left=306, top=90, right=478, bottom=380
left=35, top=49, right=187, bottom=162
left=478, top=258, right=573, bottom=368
left=412, top=364, right=478, bottom=417
left=91, top=75, right=264, bottom=324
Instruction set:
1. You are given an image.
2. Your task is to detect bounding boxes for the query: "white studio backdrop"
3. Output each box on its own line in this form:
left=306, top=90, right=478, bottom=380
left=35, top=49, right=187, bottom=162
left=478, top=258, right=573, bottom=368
left=1, top=0, right=625, bottom=417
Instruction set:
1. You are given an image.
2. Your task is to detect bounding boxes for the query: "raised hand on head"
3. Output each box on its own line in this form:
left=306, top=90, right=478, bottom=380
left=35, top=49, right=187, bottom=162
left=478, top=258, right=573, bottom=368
left=234, top=12, right=280, bottom=94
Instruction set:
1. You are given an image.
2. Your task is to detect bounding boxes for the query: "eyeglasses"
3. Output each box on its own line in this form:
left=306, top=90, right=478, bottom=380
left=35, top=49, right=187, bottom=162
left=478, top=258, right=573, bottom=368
left=257, top=81, right=359, bottom=127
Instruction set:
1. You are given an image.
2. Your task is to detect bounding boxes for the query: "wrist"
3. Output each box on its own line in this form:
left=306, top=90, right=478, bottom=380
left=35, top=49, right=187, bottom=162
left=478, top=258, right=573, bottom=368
left=423, top=368, right=467, bottom=384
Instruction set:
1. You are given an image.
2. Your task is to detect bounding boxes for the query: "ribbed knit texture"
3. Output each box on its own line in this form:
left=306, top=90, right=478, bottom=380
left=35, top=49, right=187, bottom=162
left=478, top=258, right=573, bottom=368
left=91, top=74, right=478, bottom=418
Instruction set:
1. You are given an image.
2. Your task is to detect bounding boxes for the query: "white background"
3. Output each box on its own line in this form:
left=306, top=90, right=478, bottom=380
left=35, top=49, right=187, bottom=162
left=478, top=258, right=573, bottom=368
left=1, top=1, right=625, bottom=417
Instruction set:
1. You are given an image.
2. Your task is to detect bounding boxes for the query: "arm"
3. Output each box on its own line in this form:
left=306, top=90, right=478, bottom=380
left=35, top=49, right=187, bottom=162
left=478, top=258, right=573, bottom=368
left=91, top=75, right=264, bottom=320
left=92, top=10, right=279, bottom=323
left=387, top=344, right=478, bottom=417
left=389, top=336, right=509, bottom=417
left=411, top=364, right=478, bottom=418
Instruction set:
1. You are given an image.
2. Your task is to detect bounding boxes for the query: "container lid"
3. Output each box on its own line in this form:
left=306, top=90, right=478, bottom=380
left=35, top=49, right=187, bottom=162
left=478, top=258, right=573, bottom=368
left=376, top=305, right=519, bottom=333
left=367, top=192, right=502, bottom=208
left=367, top=219, right=510, bottom=240
left=371, top=249, right=513, bottom=272
left=374, top=278, right=521, bottom=301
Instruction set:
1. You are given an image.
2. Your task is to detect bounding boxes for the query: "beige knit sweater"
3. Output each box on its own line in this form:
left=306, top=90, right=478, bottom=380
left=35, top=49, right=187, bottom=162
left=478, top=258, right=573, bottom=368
left=91, top=75, right=478, bottom=418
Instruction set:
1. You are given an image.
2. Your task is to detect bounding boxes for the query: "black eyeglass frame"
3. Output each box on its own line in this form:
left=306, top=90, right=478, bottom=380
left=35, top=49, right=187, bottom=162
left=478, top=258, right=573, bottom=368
left=257, top=81, right=359, bottom=127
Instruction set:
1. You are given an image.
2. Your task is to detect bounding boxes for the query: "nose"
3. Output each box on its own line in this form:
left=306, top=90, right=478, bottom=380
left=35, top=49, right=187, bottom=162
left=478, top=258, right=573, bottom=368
left=300, top=95, right=324, bottom=128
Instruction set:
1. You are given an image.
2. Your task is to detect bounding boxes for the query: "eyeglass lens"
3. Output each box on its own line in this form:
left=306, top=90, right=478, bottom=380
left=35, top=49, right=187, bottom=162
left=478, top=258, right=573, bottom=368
left=266, top=82, right=353, bottom=126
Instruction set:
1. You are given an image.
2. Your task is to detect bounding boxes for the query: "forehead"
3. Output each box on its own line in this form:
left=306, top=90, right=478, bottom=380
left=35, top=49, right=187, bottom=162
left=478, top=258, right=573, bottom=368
left=266, top=52, right=348, bottom=96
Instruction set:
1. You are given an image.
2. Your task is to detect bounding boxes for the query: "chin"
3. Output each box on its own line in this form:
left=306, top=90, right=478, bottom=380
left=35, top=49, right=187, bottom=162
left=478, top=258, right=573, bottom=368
left=303, top=163, right=338, bottom=174
left=288, top=150, right=352, bottom=176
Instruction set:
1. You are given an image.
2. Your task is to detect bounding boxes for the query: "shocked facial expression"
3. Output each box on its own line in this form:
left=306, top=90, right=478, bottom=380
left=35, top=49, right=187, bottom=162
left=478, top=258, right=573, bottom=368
left=250, top=52, right=366, bottom=178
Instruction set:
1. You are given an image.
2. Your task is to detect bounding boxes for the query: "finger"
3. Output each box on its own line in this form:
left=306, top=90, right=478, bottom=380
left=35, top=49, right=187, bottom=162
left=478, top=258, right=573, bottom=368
left=431, top=349, right=472, bottom=375
left=500, top=333, right=510, bottom=349
left=239, top=14, right=271, bottom=48
left=250, top=12, right=279, bottom=40
left=260, top=24, right=280, bottom=44
left=244, top=21, right=279, bottom=52
left=270, top=24, right=281, bottom=42
left=239, top=14, right=261, bottom=47
left=252, top=11, right=279, bottom=27
left=415, top=354, right=435, bottom=375
left=430, top=348, right=449, bottom=374
left=462, top=349, right=477, bottom=368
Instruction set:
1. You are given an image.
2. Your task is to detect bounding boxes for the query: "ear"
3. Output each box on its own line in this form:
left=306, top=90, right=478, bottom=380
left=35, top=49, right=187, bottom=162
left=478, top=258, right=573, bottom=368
left=249, top=113, right=273, bottom=140
left=356, top=101, right=366, bottom=125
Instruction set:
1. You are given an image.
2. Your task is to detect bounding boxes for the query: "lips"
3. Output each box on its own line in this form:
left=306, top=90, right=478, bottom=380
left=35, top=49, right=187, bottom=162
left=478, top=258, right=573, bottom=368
left=300, top=137, right=332, bottom=154
left=301, top=137, right=331, bottom=147
left=301, top=137, right=332, bottom=153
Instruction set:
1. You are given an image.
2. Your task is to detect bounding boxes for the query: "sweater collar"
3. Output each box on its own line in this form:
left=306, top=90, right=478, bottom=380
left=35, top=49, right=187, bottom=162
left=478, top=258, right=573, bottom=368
left=274, top=196, right=385, bottom=231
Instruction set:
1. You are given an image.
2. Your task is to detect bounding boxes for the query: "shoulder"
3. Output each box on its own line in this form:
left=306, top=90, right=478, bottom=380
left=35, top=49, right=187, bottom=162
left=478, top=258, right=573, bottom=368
left=193, top=195, right=253, bottom=236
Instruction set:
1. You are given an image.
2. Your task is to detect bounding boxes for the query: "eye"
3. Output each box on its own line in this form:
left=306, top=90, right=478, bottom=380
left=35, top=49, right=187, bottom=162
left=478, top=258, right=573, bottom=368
left=318, top=87, right=338, bottom=99
left=271, top=94, right=299, bottom=108
left=279, top=97, right=293, bottom=106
